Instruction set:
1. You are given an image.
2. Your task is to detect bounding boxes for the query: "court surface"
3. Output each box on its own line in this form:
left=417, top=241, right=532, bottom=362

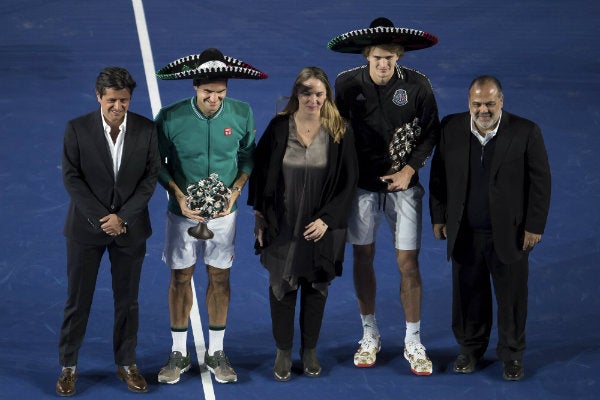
left=0, top=0, right=598, bottom=399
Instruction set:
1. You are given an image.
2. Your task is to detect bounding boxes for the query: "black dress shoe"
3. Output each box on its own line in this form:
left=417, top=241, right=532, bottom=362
left=453, top=354, right=477, bottom=373
left=56, top=367, right=77, bottom=397
left=503, top=360, right=524, bottom=381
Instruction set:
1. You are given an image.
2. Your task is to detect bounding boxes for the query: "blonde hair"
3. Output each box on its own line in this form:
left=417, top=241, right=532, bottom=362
left=361, top=43, right=405, bottom=58
left=279, top=67, right=346, bottom=143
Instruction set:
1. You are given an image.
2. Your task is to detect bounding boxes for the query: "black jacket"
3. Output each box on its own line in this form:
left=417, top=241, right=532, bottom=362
left=335, top=65, right=440, bottom=192
left=429, top=111, right=551, bottom=264
left=248, top=114, right=358, bottom=280
left=62, top=110, right=160, bottom=245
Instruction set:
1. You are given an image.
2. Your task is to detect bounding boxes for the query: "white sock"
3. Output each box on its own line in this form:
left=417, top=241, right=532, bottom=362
left=208, top=328, right=225, bottom=356
left=405, top=321, right=421, bottom=344
left=171, top=330, right=188, bottom=354
left=360, top=314, right=379, bottom=338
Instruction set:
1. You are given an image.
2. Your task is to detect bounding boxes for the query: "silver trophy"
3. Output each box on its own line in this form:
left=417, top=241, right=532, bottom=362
left=387, top=117, right=422, bottom=174
left=186, top=173, right=232, bottom=240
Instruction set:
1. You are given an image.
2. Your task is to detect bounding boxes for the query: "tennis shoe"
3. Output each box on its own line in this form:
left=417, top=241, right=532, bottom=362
left=205, top=350, right=237, bottom=383
left=353, top=333, right=381, bottom=368
left=404, top=341, right=433, bottom=376
left=158, top=351, right=191, bottom=384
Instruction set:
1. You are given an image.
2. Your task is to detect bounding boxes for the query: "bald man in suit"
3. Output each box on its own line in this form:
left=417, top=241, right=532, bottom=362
left=429, top=75, right=551, bottom=381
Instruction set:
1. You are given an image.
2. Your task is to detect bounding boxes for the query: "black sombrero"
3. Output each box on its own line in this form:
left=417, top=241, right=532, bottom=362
left=327, top=17, right=438, bottom=54
left=156, top=48, right=268, bottom=81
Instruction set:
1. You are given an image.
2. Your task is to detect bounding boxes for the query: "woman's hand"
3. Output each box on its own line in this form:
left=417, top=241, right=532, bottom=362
left=254, top=211, right=268, bottom=247
left=304, top=218, right=328, bottom=242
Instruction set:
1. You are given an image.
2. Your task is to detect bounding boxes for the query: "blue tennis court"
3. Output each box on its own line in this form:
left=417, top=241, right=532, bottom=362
left=1, top=0, right=598, bottom=399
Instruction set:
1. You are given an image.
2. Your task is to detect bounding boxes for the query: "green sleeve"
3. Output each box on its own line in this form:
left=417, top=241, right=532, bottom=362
left=236, top=105, right=256, bottom=176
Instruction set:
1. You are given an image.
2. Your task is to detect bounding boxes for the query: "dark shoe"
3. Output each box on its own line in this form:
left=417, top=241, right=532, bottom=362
left=205, top=350, right=238, bottom=383
left=117, top=365, right=148, bottom=393
left=503, top=360, right=524, bottom=381
left=453, top=354, right=477, bottom=374
left=301, top=348, right=322, bottom=377
left=158, top=351, right=191, bottom=384
left=56, top=367, right=77, bottom=397
left=273, top=349, right=292, bottom=382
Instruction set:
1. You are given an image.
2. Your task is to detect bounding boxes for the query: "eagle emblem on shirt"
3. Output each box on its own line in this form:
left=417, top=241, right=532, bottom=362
left=392, top=89, right=408, bottom=106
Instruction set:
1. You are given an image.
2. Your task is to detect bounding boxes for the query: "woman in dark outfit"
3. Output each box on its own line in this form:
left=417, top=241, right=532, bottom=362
left=248, top=67, right=357, bottom=381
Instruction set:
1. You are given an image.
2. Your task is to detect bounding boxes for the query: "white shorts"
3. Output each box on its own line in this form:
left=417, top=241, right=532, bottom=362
left=347, top=185, right=424, bottom=250
left=162, top=210, right=237, bottom=270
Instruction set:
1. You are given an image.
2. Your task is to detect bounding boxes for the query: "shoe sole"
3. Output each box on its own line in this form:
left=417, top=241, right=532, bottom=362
left=274, top=371, right=291, bottom=382
left=454, top=367, right=475, bottom=374
left=354, top=361, right=376, bottom=368
left=503, top=372, right=525, bottom=381
left=410, top=367, right=433, bottom=376
left=453, top=364, right=476, bottom=374
left=124, top=385, right=149, bottom=393
left=158, top=363, right=191, bottom=384
left=303, top=368, right=322, bottom=378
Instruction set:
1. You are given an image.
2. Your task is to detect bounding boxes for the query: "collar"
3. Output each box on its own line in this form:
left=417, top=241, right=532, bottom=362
left=191, top=96, right=224, bottom=120
left=470, top=111, right=502, bottom=146
left=395, top=64, right=405, bottom=81
left=101, top=111, right=127, bottom=135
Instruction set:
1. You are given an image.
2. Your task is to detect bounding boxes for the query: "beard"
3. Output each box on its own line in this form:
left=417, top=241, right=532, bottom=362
left=474, top=112, right=499, bottom=131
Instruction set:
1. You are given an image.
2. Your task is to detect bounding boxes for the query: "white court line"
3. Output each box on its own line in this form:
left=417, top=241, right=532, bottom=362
left=131, top=0, right=162, bottom=118
left=190, top=279, right=216, bottom=398
left=131, top=1, right=215, bottom=399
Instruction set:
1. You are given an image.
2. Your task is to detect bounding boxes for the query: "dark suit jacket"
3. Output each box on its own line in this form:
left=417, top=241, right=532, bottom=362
left=62, top=110, right=160, bottom=245
left=429, top=111, right=551, bottom=264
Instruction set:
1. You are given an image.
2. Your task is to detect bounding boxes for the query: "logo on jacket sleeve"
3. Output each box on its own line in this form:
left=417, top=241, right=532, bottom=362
left=224, top=127, right=232, bottom=136
left=392, top=89, right=408, bottom=106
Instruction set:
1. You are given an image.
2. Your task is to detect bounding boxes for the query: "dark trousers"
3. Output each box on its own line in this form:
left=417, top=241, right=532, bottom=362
left=269, top=280, right=327, bottom=350
left=452, top=230, right=528, bottom=362
left=58, top=238, right=146, bottom=366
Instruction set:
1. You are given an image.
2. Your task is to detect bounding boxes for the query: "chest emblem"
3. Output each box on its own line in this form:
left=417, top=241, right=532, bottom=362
left=392, top=89, right=408, bottom=106
left=224, top=127, right=232, bottom=136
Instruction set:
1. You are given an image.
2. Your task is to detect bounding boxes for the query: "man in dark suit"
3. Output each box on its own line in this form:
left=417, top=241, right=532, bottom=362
left=56, top=67, right=160, bottom=396
left=429, top=75, right=551, bottom=381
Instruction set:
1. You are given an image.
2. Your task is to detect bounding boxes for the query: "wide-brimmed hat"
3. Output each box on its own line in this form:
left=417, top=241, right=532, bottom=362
left=327, top=17, right=438, bottom=54
left=156, top=48, right=268, bottom=82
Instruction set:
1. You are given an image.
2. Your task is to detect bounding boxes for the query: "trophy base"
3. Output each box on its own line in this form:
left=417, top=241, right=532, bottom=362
left=187, top=222, right=214, bottom=240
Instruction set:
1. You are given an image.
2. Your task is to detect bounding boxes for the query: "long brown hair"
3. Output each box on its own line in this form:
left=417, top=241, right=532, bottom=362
left=279, top=67, right=346, bottom=143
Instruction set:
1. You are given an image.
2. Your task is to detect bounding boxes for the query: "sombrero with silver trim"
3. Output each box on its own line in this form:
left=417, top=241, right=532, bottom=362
left=156, top=48, right=268, bottom=81
left=327, top=17, right=438, bottom=54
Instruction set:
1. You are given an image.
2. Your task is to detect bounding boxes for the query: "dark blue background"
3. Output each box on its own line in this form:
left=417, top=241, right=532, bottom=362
left=1, top=0, right=598, bottom=398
